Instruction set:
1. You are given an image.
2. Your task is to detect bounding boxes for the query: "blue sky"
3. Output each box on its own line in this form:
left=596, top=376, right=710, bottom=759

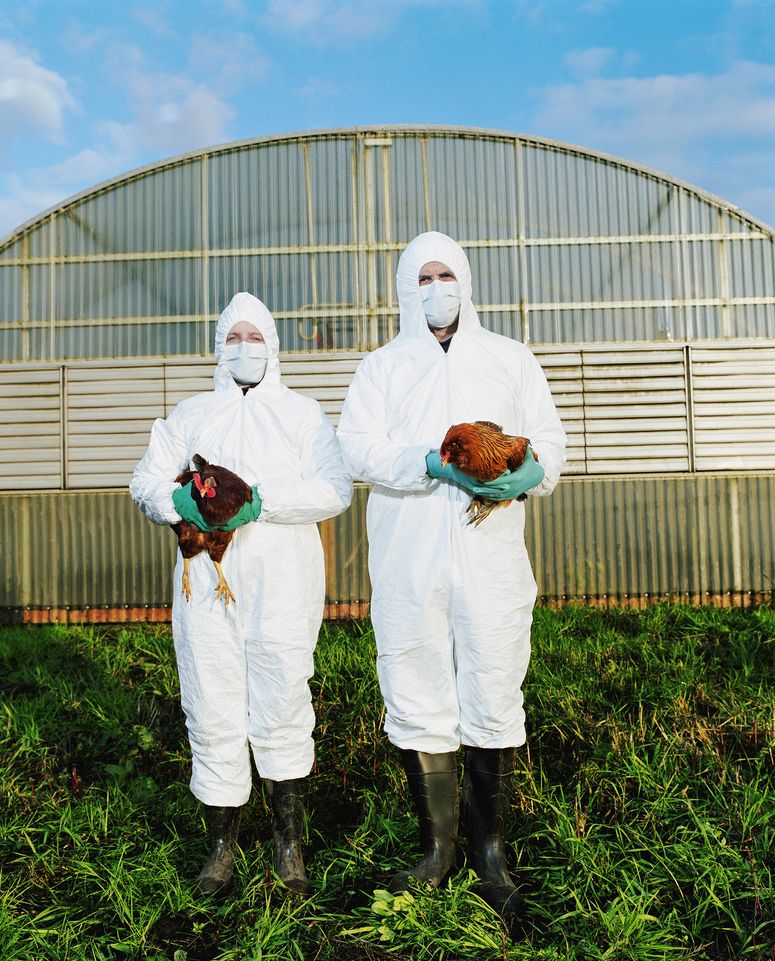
left=2, top=0, right=775, bottom=239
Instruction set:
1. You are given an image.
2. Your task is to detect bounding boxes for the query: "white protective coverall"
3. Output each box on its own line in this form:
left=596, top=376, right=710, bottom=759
left=130, top=293, right=352, bottom=804
left=337, top=233, right=566, bottom=754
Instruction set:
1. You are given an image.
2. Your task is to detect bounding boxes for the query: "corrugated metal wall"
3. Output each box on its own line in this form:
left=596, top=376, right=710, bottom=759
left=2, top=128, right=774, bottom=363
left=1, top=476, right=771, bottom=622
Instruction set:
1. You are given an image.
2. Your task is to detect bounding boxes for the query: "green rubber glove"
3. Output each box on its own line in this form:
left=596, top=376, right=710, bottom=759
left=474, top=447, right=545, bottom=501
left=426, top=448, right=545, bottom=500
left=425, top=451, right=495, bottom=497
left=218, top=487, right=262, bottom=531
left=172, top=481, right=216, bottom=531
left=171, top=482, right=262, bottom=531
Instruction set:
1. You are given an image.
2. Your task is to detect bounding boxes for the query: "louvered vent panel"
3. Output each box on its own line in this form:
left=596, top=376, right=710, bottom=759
left=692, top=346, right=775, bottom=470
left=533, top=348, right=584, bottom=474
left=164, top=361, right=215, bottom=412
left=66, top=366, right=164, bottom=488
left=280, top=352, right=364, bottom=424
left=582, top=348, right=690, bottom=473
left=0, top=367, right=62, bottom=489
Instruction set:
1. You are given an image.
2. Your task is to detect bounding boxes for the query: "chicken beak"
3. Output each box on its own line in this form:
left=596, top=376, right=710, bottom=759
left=440, top=453, right=450, bottom=467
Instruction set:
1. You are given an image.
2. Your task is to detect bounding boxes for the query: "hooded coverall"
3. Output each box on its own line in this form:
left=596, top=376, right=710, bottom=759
left=337, top=233, right=566, bottom=754
left=130, top=293, right=352, bottom=805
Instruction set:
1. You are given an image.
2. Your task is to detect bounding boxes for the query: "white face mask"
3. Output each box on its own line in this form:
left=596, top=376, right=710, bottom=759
left=221, top=342, right=269, bottom=385
left=420, top=279, right=461, bottom=329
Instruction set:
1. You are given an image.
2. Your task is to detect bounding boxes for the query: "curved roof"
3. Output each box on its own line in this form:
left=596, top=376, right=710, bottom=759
left=3, top=125, right=775, bottom=245
left=1, top=124, right=773, bottom=361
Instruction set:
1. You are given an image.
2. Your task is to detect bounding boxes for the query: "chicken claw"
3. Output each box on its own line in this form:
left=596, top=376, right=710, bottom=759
left=213, top=561, right=237, bottom=607
left=181, top=557, right=192, bottom=602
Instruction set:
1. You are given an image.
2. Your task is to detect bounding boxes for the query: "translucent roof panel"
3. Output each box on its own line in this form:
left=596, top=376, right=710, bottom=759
left=1, top=125, right=773, bottom=362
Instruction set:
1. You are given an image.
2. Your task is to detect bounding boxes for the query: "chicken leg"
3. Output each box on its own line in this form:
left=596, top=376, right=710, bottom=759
left=213, top=561, right=237, bottom=607
left=181, top=557, right=192, bottom=602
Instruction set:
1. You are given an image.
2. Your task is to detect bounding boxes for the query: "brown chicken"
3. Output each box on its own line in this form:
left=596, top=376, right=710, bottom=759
left=173, top=453, right=253, bottom=607
left=439, top=421, right=538, bottom=526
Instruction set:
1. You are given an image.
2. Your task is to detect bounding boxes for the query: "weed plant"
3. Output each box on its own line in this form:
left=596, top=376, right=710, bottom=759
left=0, top=605, right=772, bottom=960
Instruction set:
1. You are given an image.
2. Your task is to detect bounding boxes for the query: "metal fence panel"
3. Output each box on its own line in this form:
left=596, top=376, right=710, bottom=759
left=2, top=475, right=772, bottom=618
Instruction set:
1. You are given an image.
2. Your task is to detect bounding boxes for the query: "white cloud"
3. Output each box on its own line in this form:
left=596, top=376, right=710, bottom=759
left=62, top=24, right=111, bottom=52
left=529, top=59, right=775, bottom=224
left=261, top=0, right=470, bottom=43
left=263, top=0, right=388, bottom=40
left=564, top=47, right=613, bottom=77
left=0, top=39, right=76, bottom=146
left=111, top=84, right=234, bottom=155
left=130, top=5, right=178, bottom=39
left=98, top=42, right=239, bottom=155
left=295, top=77, right=343, bottom=101
left=513, top=0, right=613, bottom=22
left=188, top=33, right=270, bottom=94
left=534, top=60, right=775, bottom=148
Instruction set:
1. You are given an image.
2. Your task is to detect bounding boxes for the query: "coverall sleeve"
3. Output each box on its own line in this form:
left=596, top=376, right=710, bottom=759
left=257, top=407, right=353, bottom=524
left=129, top=408, right=190, bottom=525
left=520, top=349, right=567, bottom=497
left=336, top=358, right=436, bottom=491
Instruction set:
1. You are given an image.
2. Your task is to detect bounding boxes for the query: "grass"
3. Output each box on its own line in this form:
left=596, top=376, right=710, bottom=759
left=0, top=605, right=773, bottom=961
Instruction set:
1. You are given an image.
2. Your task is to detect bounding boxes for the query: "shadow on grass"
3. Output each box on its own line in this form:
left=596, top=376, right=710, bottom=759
left=0, top=610, right=773, bottom=961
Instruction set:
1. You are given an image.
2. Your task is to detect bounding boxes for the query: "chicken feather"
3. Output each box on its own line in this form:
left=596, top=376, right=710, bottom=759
left=439, top=421, right=537, bottom=526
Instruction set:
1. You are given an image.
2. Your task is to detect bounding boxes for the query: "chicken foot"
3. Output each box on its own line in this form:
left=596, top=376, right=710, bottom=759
left=213, top=561, right=237, bottom=607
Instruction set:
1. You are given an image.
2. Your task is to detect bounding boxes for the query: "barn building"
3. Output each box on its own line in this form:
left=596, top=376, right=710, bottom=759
left=1, top=125, right=773, bottom=622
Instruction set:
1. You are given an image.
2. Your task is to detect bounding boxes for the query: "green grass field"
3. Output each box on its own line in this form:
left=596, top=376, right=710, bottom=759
left=1, top=605, right=772, bottom=961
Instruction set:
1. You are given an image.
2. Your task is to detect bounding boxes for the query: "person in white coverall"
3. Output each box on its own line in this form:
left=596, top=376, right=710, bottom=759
left=130, top=292, right=352, bottom=897
left=337, top=232, right=566, bottom=917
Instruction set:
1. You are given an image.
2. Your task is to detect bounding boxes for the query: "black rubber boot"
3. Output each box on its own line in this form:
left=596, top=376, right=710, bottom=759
left=264, top=778, right=312, bottom=896
left=389, top=749, right=459, bottom=892
left=463, top=746, right=520, bottom=917
left=194, top=805, right=241, bottom=896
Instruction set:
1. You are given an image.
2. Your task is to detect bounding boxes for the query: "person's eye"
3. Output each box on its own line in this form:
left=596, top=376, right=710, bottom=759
left=419, top=276, right=431, bottom=285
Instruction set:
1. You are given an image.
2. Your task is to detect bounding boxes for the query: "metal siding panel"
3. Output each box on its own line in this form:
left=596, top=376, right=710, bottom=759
left=525, top=474, right=772, bottom=602
left=0, top=366, right=61, bottom=489
left=65, top=365, right=164, bottom=489
left=692, top=345, right=775, bottom=470
left=0, top=491, right=175, bottom=608
left=532, top=347, right=584, bottom=473
left=582, top=347, right=689, bottom=473
left=319, top=483, right=371, bottom=605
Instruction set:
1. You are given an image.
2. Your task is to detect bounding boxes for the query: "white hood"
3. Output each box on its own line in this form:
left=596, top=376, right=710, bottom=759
left=395, top=231, right=482, bottom=340
left=213, top=292, right=281, bottom=390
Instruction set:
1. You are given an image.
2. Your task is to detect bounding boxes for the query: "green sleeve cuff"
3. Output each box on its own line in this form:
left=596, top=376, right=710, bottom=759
left=218, top=486, right=262, bottom=531
left=171, top=482, right=216, bottom=532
